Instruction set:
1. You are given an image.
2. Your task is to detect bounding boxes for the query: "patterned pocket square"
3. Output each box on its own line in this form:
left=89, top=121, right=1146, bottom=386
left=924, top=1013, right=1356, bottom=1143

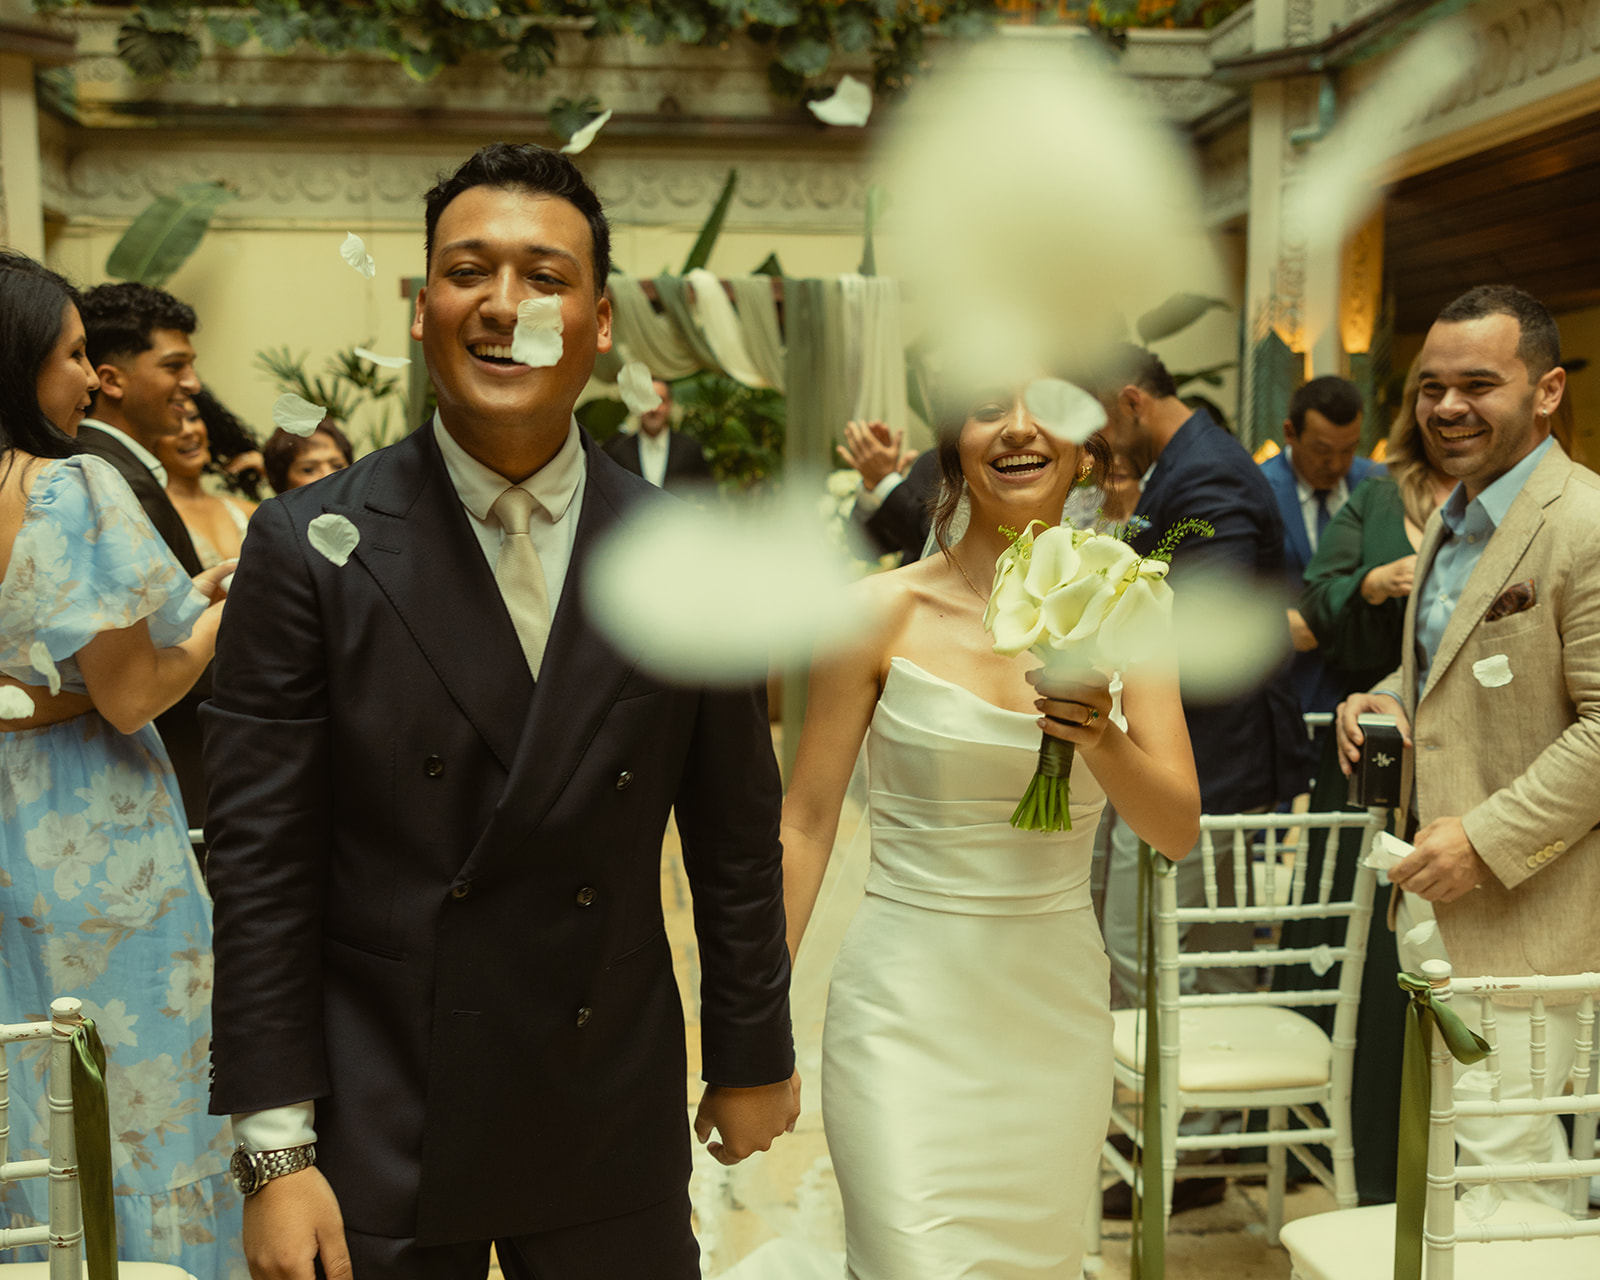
left=1485, top=579, right=1536, bottom=622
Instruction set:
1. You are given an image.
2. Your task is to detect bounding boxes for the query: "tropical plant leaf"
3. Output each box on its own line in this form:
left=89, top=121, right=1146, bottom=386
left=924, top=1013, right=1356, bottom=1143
left=681, top=168, right=739, bottom=274
left=753, top=252, right=784, bottom=278
left=205, top=13, right=252, bottom=48
left=1136, top=293, right=1230, bottom=344
left=503, top=26, right=556, bottom=76
left=445, top=0, right=502, bottom=17
left=575, top=397, right=630, bottom=440
left=777, top=34, right=831, bottom=76
left=137, top=1, right=193, bottom=34
left=549, top=95, right=603, bottom=144
left=749, top=0, right=802, bottom=25
left=116, top=15, right=202, bottom=79
left=105, top=181, right=238, bottom=287
left=835, top=3, right=876, bottom=52
left=400, top=43, right=445, bottom=81
left=858, top=184, right=886, bottom=277
left=1170, top=360, right=1237, bottom=389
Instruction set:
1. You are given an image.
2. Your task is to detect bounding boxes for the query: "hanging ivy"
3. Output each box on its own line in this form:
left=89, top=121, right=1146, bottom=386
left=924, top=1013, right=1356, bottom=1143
left=31, top=1, right=1001, bottom=99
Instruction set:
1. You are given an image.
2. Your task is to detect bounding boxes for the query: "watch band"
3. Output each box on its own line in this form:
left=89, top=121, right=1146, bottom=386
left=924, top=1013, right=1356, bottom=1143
left=232, top=1142, right=317, bottom=1195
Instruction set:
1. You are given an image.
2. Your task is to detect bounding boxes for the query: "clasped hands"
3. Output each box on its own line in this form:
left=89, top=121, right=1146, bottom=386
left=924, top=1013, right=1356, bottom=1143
left=1335, top=693, right=1490, bottom=905
left=1028, top=667, right=1113, bottom=751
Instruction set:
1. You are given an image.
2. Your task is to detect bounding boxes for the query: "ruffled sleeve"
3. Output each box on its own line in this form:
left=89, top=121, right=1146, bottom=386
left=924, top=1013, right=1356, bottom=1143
left=0, top=456, right=207, bottom=686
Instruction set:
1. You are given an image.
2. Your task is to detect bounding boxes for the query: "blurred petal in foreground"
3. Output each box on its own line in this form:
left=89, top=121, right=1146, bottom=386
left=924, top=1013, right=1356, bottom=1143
left=272, top=393, right=327, bottom=437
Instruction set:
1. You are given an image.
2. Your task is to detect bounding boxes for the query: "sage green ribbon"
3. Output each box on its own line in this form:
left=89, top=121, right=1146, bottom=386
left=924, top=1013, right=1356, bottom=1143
left=1130, top=842, right=1165, bottom=1280
left=1393, top=973, right=1489, bottom=1280
left=68, top=1018, right=118, bottom=1280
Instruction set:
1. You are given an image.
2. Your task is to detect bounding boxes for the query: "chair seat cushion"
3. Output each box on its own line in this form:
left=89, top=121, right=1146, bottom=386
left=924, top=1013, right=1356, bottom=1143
left=1111, top=1005, right=1332, bottom=1091
left=1280, top=1199, right=1600, bottom=1280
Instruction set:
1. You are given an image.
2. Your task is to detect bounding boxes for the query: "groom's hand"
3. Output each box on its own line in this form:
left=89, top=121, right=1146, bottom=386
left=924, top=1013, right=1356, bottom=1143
left=243, top=1166, right=353, bottom=1280
left=693, top=1071, right=802, bottom=1166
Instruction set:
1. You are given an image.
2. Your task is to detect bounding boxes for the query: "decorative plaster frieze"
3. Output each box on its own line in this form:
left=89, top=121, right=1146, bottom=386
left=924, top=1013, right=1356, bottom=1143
left=1200, top=119, right=1250, bottom=223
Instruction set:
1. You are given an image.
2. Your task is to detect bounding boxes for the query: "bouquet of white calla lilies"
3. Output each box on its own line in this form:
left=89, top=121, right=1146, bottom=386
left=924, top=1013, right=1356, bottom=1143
left=984, top=518, right=1201, bottom=831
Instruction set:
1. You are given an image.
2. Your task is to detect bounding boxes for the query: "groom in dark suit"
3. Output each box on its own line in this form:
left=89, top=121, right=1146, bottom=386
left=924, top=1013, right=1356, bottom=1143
left=202, top=144, right=797, bottom=1280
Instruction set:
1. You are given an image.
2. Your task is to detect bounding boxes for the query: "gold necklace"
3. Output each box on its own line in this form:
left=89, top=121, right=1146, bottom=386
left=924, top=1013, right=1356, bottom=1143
left=951, top=554, right=987, bottom=603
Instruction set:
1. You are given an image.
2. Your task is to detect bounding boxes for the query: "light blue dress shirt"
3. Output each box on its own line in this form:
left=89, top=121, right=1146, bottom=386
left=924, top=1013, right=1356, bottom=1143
left=1414, top=435, right=1555, bottom=694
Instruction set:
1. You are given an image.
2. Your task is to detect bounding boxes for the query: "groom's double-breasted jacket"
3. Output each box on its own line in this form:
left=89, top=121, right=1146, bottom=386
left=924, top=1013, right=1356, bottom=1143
left=1387, top=442, right=1600, bottom=982
left=201, top=422, right=794, bottom=1246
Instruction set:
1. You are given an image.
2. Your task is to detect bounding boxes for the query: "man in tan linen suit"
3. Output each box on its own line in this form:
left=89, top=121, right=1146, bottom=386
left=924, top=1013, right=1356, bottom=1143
left=1338, top=284, right=1600, bottom=1210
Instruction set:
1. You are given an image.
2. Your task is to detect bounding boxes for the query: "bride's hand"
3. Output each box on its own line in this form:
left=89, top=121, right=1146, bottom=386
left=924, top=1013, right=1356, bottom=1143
left=1027, top=667, right=1113, bottom=751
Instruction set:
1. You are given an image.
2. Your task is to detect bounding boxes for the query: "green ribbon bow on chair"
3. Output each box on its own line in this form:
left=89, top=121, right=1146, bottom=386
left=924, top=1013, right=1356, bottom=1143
left=1393, top=972, right=1490, bottom=1280
left=1130, top=842, right=1167, bottom=1280
left=69, top=1018, right=119, bottom=1280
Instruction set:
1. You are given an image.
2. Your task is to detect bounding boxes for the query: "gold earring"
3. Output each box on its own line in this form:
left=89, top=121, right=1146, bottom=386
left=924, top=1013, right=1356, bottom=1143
left=1076, top=459, right=1094, bottom=484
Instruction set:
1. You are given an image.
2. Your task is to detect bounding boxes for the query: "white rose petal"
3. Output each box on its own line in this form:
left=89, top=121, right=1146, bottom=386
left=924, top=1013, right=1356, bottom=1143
left=0, top=685, right=35, bottom=720
left=561, top=108, right=613, bottom=155
left=353, top=346, right=411, bottom=369
left=307, top=513, right=360, bottom=567
left=340, top=232, right=376, bottom=279
left=29, top=641, right=60, bottom=696
left=1309, top=944, right=1336, bottom=976
left=1472, top=654, right=1513, bottom=688
left=618, top=361, right=663, bottom=415
left=1023, top=378, right=1107, bottom=445
left=512, top=296, right=565, bottom=368
left=272, top=393, right=328, bottom=438
left=808, top=75, right=873, bottom=127
left=1403, top=919, right=1438, bottom=948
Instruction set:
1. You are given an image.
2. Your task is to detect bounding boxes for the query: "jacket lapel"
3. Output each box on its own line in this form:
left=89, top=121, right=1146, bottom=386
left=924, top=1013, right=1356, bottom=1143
left=346, top=426, right=533, bottom=773
left=1418, top=445, right=1568, bottom=703
left=457, top=434, right=644, bottom=875
left=1272, top=461, right=1314, bottom=571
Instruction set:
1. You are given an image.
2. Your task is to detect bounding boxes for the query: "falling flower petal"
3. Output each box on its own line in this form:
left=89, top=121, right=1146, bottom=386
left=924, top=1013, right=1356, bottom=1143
left=307, top=513, right=360, bottom=567
left=1402, top=919, right=1438, bottom=948
left=273, top=393, right=328, bottom=438
left=1309, top=945, right=1336, bottom=977
left=585, top=485, right=871, bottom=683
left=353, top=346, right=411, bottom=369
left=0, top=685, right=35, bottom=720
left=1024, top=379, right=1107, bottom=445
left=340, top=232, right=376, bottom=279
left=1472, top=654, right=1513, bottom=688
left=808, top=75, right=873, bottom=127
left=512, top=296, right=564, bottom=369
left=29, top=642, right=60, bottom=696
left=561, top=108, right=613, bottom=155
left=1363, top=830, right=1411, bottom=874
left=618, top=361, right=662, bottom=415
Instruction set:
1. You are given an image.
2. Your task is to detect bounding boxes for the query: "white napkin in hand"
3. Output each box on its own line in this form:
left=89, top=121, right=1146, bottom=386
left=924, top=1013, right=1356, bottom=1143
left=1363, top=830, right=1413, bottom=883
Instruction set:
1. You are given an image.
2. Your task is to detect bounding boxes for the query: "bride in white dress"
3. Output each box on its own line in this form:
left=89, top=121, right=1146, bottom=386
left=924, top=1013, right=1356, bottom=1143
left=781, top=389, right=1201, bottom=1278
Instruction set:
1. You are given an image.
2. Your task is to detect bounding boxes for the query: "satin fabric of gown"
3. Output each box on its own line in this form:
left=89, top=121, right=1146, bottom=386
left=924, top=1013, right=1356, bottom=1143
left=822, top=657, right=1114, bottom=1279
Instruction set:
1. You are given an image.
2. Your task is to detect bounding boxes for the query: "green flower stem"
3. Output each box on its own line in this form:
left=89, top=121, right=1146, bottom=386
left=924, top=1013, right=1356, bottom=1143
left=1010, top=735, right=1075, bottom=832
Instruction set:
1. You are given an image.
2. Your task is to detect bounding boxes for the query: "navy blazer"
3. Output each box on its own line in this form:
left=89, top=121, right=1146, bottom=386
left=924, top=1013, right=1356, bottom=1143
left=859, top=450, right=941, bottom=564
left=1261, top=450, right=1381, bottom=715
left=201, top=424, right=793, bottom=1245
left=1131, top=411, right=1311, bottom=812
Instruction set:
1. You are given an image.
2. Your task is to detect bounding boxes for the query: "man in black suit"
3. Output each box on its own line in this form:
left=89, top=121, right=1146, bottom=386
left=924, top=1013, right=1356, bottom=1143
left=202, top=144, right=797, bottom=1280
left=76, top=283, right=210, bottom=825
left=837, top=417, right=940, bottom=564
left=601, top=378, right=713, bottom=492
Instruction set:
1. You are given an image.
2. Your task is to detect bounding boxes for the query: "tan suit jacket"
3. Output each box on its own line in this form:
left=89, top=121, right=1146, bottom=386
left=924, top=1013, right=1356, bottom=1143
left=1381, top=442, right=1600, bottom=982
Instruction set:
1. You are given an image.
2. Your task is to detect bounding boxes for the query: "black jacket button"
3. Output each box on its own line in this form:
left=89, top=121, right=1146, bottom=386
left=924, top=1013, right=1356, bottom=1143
left=576, top=1006, right=593, bottom=1027
left=424, top=755, right=445, bottom=778
left=615, top=770, right=634, bottom=790
left=450, top=882, right=471, bottom=900
left=575, top=886, right=597, bottom=907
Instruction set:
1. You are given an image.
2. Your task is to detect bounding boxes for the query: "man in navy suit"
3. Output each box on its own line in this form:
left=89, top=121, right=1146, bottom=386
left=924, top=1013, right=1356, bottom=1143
left=1260, top=376, right=1378, bottom=718
left=203, top=144, right=797, bottom=1280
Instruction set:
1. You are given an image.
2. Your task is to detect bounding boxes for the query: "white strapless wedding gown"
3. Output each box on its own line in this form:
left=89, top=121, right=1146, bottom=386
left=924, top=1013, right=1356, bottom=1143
left=821, top=657, right=1115, bottom=1279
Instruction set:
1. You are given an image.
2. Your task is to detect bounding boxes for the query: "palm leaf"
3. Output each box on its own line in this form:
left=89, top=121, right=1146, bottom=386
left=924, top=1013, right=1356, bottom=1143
left=105, top=181, right=238, bottom=287
left=681, top=168, right=739, bottom=274
left=1135, top=293, right=1229, bottom=344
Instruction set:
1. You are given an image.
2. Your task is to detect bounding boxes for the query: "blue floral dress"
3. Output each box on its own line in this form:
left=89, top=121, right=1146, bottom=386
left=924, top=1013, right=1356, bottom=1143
left=0, top=455, right=245, bottom=1280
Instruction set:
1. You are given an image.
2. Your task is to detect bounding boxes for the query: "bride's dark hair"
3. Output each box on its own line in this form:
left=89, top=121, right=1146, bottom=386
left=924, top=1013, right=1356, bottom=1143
left=928, top=382, right=1111, bottom=555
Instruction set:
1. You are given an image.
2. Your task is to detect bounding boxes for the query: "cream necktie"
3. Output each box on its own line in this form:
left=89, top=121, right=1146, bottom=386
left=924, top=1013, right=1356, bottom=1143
left=490, top=486, right=551, bottom=677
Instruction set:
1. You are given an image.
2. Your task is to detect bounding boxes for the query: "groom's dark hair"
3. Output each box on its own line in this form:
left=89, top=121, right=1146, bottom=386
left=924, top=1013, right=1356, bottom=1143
left=422, top=143, right=612, bottom=293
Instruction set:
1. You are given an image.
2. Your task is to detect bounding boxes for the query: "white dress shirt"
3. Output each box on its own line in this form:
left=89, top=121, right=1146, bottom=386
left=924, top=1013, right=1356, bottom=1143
left=852, top=468, right=904, bottom=516
left=81, top=418, right=168, bottom=486
left=231, top=412, right=588, bottom=1155
left=1288, top=449, right=1349, bottom=555
left=637, top=427, right=670, bottom=490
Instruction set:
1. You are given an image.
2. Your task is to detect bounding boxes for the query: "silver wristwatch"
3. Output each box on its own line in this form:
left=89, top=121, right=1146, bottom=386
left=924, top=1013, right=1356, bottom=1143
left=230, top=1142, right=317, bottom=1196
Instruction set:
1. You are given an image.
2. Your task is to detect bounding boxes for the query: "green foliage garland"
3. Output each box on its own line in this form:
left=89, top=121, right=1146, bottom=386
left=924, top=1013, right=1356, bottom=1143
left=32, top=1, right=1000, bottom=99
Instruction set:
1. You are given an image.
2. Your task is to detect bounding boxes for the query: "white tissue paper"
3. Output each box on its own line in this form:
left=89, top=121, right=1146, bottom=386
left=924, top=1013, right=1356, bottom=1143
left=1362, top=830, right=1413, bottom=882
left=1472, top=654, right=1513, bottom=687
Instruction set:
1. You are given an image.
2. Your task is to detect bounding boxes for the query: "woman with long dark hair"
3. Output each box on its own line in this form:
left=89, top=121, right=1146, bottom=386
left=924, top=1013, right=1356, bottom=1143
left=0, top=251, right=245, bottom=1278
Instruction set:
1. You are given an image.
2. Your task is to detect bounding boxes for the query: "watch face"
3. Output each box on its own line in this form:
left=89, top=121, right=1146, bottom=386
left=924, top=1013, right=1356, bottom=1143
left=230, top=1146, right=259, bottom=1194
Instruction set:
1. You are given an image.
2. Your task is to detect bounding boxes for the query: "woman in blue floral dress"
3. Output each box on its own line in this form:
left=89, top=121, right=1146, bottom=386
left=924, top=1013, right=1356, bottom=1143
left=0, top=251, right=245, bottom=1279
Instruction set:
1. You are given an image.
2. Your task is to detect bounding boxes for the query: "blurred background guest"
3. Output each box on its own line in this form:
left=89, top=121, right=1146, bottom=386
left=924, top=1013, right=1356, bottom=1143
left=602, top=377, right=713, bottom=492
left=157, top=396, right=257, bottom=568
left=837, top=416, right=939, bottom=564
left=263, top=417, right=353, bottom=494
left=0, top=250, right=243, bottom=1278
left=1274, top=356, right=1453, bottom=1203
left=192, top=385, right=266, bottom=502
